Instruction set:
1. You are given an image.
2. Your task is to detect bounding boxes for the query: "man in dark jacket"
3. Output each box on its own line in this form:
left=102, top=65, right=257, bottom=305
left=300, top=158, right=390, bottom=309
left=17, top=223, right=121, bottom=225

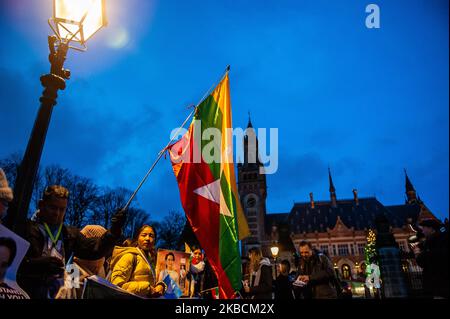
left=17, top=185, right=126, bottom=299
left=412, top=218, right=448, bottom=299
left=293, top=241, right=338, bottom=299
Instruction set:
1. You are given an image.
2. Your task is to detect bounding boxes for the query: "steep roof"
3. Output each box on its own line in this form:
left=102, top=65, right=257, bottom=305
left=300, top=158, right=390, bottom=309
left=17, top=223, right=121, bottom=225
left=265, top=213, right=296, bottom=252
left=283, top=197, right=421, bottom=234
left=385, top=203, right=421, bottom=227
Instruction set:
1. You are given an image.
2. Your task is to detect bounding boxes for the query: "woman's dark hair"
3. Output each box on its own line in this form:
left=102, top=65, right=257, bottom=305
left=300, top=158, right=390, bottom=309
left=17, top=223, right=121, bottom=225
left=165, top=252, right=175, bottom=261
left=0, top=237, right=17, bottom=266
left=135, top=225, right=157, bottom=240
left=191, top=244, right=201, bottom=252
left=126, top=225, right=157, bottom=260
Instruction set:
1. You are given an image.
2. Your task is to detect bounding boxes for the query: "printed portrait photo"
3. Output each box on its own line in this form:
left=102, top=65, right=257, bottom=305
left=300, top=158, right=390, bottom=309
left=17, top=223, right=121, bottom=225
left=155, top=249, right=191, bottom=298
left=0, top=224, right=30, bottom=299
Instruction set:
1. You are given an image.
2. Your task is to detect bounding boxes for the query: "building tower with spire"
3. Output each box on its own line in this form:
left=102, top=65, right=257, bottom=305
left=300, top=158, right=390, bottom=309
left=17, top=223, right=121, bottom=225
left=404, top=169, right=438, bottom=222
left=329, top=167, right=337, bottom=208
left=404, top=169, right=417, bottom=204
left=237, top=115, right=267, bottom=254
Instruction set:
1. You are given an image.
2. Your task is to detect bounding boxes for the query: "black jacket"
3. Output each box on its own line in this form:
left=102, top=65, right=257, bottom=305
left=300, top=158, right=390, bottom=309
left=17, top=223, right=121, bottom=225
left=274, top=274, right=294, bottom=299
left=416, top=230, right=449, bottom=298
left=188, top=259, right=218, bottom=299
left=246, top=258, right=273, bottom=299
left=294, top=251, right=338, bottom=299
left=17, top=220, right=120, bottom=299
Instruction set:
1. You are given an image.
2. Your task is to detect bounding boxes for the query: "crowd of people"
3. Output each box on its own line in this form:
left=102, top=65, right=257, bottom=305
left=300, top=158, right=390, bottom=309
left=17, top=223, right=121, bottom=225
left=0, top=168, right=448, bottom=299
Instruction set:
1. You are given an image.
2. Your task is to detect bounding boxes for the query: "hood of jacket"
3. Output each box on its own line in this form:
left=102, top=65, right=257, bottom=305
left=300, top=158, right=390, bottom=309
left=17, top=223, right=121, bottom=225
left=110, top=246, right=143, bottom=271
left=260, top=257, right=271, bottom=267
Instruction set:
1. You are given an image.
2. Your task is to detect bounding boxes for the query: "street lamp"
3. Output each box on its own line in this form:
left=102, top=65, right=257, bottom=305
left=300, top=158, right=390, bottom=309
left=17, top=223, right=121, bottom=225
left=271, top=244, right=279, bottom=278
left=5, top=0, right=107, bottom=234
left=355, top=262, right=360, bottom=279
left=334, top=262, right=339, bottom=277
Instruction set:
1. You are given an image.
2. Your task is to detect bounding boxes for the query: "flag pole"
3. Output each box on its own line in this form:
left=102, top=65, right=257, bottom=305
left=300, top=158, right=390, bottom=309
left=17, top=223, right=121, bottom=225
left=122, top=107, right=196, bottom=211
left=122, top=65, right=231, bottom=211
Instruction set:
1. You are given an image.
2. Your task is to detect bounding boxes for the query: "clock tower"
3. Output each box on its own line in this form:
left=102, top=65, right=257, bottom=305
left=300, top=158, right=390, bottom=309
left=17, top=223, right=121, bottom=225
left=237, top=116, right=267, bottom=255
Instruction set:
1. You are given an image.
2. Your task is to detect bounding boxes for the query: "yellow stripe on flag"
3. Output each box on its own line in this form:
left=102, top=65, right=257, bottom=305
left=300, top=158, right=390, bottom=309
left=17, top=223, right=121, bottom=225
left=212, top=73, right=250, bottom=240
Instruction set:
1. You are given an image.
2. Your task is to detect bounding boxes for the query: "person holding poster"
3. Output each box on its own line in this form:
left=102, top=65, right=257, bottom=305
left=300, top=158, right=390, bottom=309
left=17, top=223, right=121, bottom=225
left=110, top=225, right=167, bottom=298
left=0, top=224, right=30, bottom=299
left=17, top=185, right=126, bottom=299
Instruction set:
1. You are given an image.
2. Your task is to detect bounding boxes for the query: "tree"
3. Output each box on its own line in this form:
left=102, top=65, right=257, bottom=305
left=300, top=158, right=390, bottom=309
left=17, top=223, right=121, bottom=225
left=44, top=165, right=71, bottom=186
left=65, top=175, right=98, bottom=228
left=155, top=211, right=186, bottom=250
left=122, top=207, right=152, bottom=239
left=0, top=153, right=150, bottom=231
left=0, top=152, right=44, bottom=217
left=0, top=152, right=21, bottom=187
left=365, top=229, right=377, bottom=267
left=90, top=187, right=132, bottom=229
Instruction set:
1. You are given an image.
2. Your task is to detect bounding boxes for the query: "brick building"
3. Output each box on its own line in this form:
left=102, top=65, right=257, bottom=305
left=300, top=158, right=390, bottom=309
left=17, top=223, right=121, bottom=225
left=238, top=118, right=440, bottom=282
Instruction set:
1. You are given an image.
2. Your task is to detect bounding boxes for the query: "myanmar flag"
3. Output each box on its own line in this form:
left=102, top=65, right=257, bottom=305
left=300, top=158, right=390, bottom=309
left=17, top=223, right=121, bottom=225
left=169, top=70, right=249, bottom=299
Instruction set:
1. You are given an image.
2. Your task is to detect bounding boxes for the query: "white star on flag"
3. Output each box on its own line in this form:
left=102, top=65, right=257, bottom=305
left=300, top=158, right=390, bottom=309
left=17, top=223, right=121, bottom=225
left=193, top=178, right=232, bottom=217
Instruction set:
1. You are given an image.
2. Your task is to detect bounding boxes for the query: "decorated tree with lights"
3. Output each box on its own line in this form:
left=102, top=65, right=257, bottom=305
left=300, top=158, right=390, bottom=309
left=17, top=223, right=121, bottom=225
left=364, top=229, right=381, bottom=294
left=364, top=229, right=377, bottom=267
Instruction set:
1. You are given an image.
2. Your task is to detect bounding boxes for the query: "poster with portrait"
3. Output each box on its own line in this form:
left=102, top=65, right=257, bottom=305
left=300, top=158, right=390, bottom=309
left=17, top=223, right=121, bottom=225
left=155, top=249, right=191, bottom=298
left=0, top=223, right=30, bottom=299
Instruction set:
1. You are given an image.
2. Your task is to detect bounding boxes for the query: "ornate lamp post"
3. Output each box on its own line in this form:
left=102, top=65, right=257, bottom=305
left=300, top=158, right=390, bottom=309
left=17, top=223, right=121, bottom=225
left=270, top=244, right=279, bottom=278
left=355, top=261, right=360, bottom=279
left=6, top=0, right=107, bottom=234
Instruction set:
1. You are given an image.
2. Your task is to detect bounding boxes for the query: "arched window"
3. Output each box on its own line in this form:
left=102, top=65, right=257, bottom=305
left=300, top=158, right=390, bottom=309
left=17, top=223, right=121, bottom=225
left=341, top=264, right=351, bottom=280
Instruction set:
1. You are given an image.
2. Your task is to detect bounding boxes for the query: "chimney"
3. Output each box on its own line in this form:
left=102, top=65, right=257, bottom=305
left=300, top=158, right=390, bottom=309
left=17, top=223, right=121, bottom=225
left=352, top=189, right=359, bottom=206
left=309, top=192, right=315, bottom=209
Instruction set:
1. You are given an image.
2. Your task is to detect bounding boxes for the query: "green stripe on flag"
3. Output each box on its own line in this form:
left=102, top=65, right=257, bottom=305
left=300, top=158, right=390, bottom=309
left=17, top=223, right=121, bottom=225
left=194, top=95, right=223, bottom=180
left=219, top=173, right=241, bottom=293
left=219, top=213, right=242, bottom=293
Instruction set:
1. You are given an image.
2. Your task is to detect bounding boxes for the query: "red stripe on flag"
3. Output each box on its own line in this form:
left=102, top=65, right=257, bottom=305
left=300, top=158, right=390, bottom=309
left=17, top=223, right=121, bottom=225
left=170, top=131, right=236, bottom=298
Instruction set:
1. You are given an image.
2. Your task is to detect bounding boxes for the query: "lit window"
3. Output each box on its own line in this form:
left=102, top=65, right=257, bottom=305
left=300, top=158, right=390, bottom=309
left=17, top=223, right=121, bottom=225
left=338, top=244, right=349, bottom=256
left=357, top=243, right=365, bottom=255
left=320, top=245, right=329, bottom=255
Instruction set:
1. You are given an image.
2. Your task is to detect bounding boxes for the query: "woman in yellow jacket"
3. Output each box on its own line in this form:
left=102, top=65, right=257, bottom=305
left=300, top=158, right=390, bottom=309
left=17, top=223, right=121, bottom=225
left=110, top=225, right=166, bottom=297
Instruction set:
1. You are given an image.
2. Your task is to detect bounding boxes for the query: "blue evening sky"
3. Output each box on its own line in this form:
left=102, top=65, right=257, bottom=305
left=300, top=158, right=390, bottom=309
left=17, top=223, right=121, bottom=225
left=0, top=0, right=448, bottom=221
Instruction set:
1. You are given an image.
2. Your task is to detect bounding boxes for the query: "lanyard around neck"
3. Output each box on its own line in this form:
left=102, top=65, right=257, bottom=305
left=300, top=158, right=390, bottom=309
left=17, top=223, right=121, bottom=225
left=43, top=223, right=63, bottom=246
left=138, top=248, right=156, bottom=278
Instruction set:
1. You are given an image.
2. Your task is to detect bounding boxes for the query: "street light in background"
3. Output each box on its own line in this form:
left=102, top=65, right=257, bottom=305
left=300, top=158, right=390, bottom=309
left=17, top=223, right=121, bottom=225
left=271, top=243, right=279, bottom=278
left=334, top=262, right=339, bottom=278
left=5, top=0, right=107, bottom=234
